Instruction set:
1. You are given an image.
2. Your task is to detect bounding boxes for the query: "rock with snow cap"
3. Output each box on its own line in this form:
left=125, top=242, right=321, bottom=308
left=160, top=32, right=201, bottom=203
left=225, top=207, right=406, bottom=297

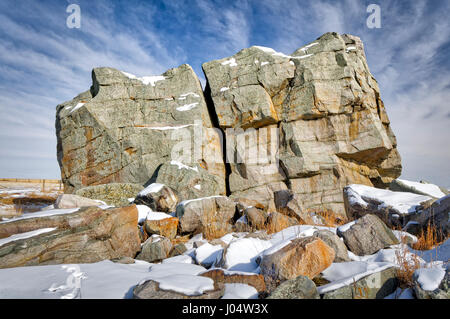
left=389, top=179, right=448, bottom=198
left=200, top=268, right=266, bottom=293
left=321, top=267, right=398, bottom=299
left=267, top=275, right=320, bottom=299
left=413, top=266, right=449, bottom=299
left=260, top=237, right=335, bottom=292
left=133, top=278, right=224, bottom=299
left=144, top=214, right=179, bottom=240
left=344, top=184, right=449, bottom=239
left=134, top=183, right=179, bottom=213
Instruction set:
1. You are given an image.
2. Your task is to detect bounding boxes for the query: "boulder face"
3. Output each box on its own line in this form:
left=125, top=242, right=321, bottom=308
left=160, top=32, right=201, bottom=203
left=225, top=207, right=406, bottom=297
left=202, top=32, right=401, bottom=217
left=56, top=64, right=225, bottom=199
left=0, top=205, right=141, bottom=269
left=56, top=32, right=402, bottom=218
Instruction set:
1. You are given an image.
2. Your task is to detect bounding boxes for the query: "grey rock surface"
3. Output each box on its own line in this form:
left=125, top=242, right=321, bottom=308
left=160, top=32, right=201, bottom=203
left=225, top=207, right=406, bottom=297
left=133, top=279, right=224, bottom=299
left=175, top=196, right=236, bottom=234
left=202, top=32, right=402, bottom=217
left=135, top=236, right=173, bottom=263
left=56, top=64, right=225, bottom=199
left=338, top=214, right=399, bottom=256
left=267, top=275, right=320, bottom=299
left=321, top=267, right=398, bottom=299
left=75, top=183, right=143, bottom=207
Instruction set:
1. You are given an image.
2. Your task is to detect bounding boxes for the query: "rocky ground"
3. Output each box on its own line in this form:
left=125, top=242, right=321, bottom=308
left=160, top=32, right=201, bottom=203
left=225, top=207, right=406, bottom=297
left=0, top=178, right=448, bottom=299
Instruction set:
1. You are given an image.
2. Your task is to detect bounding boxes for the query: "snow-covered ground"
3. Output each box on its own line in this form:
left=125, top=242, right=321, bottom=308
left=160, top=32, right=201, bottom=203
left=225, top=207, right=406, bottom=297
left=0, top=220, right=447, bottom=299
left=0, top=179, right=448, bottom=299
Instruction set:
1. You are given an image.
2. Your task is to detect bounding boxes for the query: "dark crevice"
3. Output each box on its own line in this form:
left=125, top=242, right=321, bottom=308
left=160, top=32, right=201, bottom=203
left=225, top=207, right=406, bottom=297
left=203, top=81, right=232, bottom=196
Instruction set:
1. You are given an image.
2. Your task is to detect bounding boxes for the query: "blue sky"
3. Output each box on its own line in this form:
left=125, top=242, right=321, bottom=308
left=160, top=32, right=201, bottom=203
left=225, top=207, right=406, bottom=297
left=0, top=0, right=449, bottom=187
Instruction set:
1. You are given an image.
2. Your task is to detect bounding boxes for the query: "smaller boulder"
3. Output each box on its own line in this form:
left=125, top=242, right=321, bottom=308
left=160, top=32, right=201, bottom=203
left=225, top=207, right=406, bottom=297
left=244, top=207, right=267, bottom=230
left=321, top=267, right=398, bottom=299
left=134, top=183, right=179, bottom=213
left=312, top=230, right=350, bottom=262
left=169, top=243, right=188, bottom=257
left=338, top=214, right=399, bottom=256
left=133, top=278, right=224, bottom=299
left=175, top=196, right=236, bottom=234
left=274, top=190, right=311, bottom=223
left=267, top=275, right=319, bottom=299
left=260, top=237, right=335, bottom=292
left=413, top=267, right=449, bottom=299
left=136, top=235, right=172, bottom=263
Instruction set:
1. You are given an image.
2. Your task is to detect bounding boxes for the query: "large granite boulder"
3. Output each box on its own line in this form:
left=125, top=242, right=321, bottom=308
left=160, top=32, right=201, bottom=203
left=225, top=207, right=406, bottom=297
left=320, top=266, right=398, bottom=299
left=413, top=267, right=450, bottom=299
left=0, top=205, right=141, bottom=269
left=202, top=32, right=401, bottom=217
left=56, top=64, right=225, bottom=199
left=133, top=278, right=224, bottom=299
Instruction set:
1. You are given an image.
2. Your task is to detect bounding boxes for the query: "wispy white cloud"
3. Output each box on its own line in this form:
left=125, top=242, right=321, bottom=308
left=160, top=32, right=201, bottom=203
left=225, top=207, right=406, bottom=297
left=0, top=0, right=448, bottom=186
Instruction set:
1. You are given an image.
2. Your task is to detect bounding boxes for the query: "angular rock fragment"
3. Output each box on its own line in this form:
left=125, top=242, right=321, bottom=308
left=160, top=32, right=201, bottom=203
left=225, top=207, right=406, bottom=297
left=260, top=237, right=335, bottom=292
left=338, top=214, right=399, bottom=256
left=134, top=183, right=179, bottom=213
